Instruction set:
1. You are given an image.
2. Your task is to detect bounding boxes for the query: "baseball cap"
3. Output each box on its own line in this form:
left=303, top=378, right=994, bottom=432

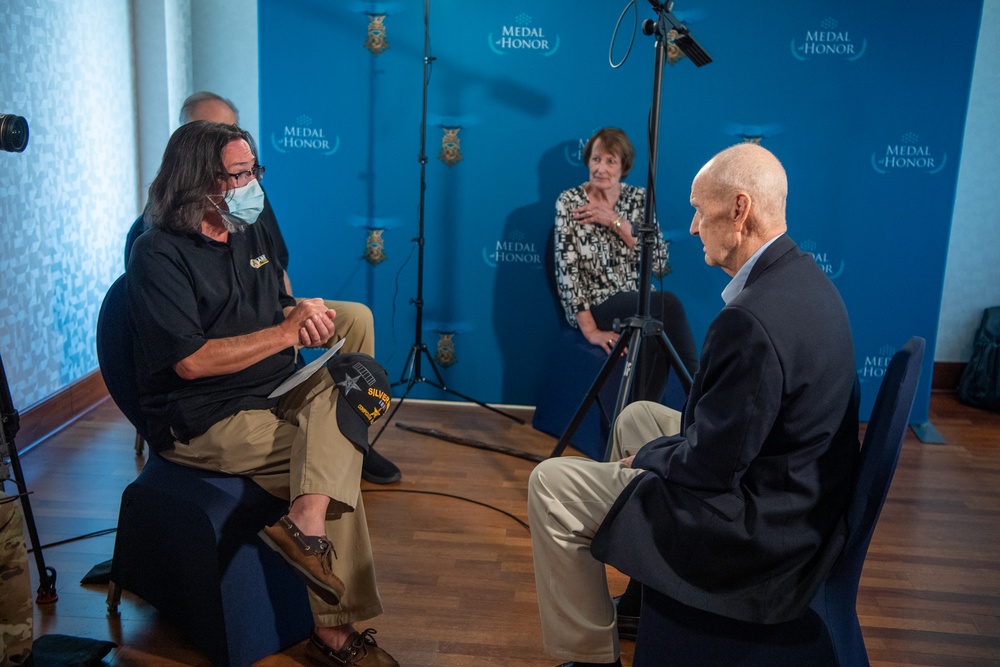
left=326, top=353, right=392, bottom=454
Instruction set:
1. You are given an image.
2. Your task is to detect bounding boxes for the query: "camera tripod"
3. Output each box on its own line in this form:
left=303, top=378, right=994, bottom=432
left=371, top=0, right=524, bottom=447
left=548, top=1, right=711, bottom=462
left=1, top=352, right=58, bottom=603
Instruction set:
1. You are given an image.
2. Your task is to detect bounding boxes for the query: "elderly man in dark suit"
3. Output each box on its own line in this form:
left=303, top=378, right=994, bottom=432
left=527, top=143, right=860, bottom=667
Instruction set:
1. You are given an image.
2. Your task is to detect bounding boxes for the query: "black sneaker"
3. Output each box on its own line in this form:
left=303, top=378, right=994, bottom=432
left=362, top=448, right=401, bottom=484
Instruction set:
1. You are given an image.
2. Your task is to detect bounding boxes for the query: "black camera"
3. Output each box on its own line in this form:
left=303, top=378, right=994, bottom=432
left=0, top=114, right=29, bottom=153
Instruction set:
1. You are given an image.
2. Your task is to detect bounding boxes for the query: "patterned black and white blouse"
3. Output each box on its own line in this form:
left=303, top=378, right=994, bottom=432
left=553, top=182, right=670, bottom=328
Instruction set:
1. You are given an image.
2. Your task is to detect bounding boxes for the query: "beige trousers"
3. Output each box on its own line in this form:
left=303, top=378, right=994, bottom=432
left=161, top=365, right=382, bottom=627
left=318, top=299, right=375, bottom=357
left=528, top=401, right=681, bottom=663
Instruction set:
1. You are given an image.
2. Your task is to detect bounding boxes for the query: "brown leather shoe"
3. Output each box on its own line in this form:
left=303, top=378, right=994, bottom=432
left=259, top=515, right=345, bottom=605
left=305, top=629, right=399, bottom=667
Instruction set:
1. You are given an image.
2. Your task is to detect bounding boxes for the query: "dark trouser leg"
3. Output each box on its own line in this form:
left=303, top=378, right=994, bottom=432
left=591, top=290, right=698, bottom=402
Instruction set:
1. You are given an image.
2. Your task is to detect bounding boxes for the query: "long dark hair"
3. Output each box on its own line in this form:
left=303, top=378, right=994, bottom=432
left=144, top=121, right=256, bottom=234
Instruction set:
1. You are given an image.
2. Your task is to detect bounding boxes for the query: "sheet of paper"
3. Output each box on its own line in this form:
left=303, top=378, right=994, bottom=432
left=268, top=338, right=347, bottom=398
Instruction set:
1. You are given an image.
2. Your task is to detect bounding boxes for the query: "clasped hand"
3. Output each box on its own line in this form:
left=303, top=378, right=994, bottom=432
left=286, top=298, right=336, bottom=347
left=570, top=199, right=616, bottom=228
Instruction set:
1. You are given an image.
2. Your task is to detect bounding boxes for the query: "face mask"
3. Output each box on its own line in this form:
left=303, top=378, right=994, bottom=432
left=210, top=178, right=264, bottom=228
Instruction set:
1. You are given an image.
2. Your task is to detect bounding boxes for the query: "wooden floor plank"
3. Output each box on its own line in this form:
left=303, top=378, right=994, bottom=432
left=9, top=392, right=999, bottom=666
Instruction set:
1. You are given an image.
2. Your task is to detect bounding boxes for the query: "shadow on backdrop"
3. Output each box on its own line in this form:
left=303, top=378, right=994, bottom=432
left=492, top=141, right=581, bottom=406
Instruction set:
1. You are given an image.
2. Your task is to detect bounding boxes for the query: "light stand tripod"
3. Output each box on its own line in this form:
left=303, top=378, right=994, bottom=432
left=1, top=352, right=58, bottom=603
left=372, top=0, right=524, bottom=446
left=548, top=0, right=711, bottom=462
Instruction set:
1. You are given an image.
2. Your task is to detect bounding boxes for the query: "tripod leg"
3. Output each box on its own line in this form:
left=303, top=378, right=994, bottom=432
left=602, top=326, right=643, bottom=462
left=414, top=346, right=525, bottom=424
left=392, top=344, right=420, bottom=388
left=656, top=327, right=693, bottom=392
left=371, top=374, right=417, bottom=446
left=547, top=334, right=631, bottom=459
left=2, top=437, right=58, bottom=603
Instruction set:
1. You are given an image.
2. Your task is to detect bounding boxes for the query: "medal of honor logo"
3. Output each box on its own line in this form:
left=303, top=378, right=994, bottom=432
left=439, top=127, right=463, bottom=167
left=483, top=230, right=543, bottom=269
left=871, top=133, right=947, bottom=175
left=859, top=344, right=897, bottom=383
left=800, top=239, right=845, bottom=280
left=489, top=13, right=560, bottom=56
left=270, top=116, right=340, bottom=156
left=365, top=14, right=389, bottom=56
left=791, top=18, right=867, bottom=61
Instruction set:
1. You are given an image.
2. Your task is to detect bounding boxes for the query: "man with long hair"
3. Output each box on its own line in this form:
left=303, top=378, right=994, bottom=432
left=128, top=121, right=398, bottom=667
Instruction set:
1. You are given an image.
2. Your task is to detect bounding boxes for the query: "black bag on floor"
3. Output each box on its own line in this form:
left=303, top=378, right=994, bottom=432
left=958, top=306, right=1000, bottom=412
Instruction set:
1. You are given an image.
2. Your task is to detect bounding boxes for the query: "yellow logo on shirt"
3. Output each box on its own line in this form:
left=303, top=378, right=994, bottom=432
left=249, top=254, right=269, bottom=269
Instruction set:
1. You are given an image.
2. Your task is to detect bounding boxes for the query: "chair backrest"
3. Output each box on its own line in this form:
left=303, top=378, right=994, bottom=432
left=123, top=215, right=145, bottom=269
left=97, top=274, right=150, bottom=441
left=835, top=336, right=925, bottom=587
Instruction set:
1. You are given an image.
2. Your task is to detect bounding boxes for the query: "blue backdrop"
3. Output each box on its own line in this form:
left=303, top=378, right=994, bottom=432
left=258, top=0, right=984, bottom=422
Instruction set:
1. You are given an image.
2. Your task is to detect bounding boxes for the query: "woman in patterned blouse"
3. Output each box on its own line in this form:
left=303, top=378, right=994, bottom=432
left=553, top=127, right=698, bottom=401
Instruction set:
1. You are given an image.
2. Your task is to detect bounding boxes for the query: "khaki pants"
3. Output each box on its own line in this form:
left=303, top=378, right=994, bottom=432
left=161, top=366, right=382, bottom=627
left=528, top=401, right=681, bottom=663
left=317, top=300, right=375, bottom=357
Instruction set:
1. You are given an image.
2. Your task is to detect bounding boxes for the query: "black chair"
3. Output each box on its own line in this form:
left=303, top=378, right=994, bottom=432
left=96, top=275, right=313, bottom=667
left=122, top=215, right=147, bottom=455
left=633, top=336, right=926, bottom=667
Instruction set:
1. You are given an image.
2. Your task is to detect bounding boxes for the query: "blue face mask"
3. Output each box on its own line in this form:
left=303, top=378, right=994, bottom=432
left=211, top=179, right=265, bottom=228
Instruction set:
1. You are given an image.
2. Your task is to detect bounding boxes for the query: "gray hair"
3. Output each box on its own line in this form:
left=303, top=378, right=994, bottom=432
left=179, top=91, right=239, bottom=125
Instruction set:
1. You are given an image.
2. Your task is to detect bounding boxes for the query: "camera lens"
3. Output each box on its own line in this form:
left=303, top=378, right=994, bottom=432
left=0, top=114, right=29, bottom=153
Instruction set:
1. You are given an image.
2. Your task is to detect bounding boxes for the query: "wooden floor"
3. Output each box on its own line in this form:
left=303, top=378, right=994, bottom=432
left=13, top=392, right=1000, bottom=666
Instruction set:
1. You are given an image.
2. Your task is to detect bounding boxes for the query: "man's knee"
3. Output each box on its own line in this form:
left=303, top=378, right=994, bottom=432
left=528, top=458, right=557, bottom=498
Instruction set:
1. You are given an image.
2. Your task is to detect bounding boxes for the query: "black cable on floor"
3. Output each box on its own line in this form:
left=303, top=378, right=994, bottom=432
left=362, top=488, right=530, bottom=532
left=26, top=528, right=117, bottom=554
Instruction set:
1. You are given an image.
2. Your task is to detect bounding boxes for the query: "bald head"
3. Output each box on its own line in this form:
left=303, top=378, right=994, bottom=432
left=698, top=143, right=788, bottom=236
left=689, top=144, right=789, bottom=275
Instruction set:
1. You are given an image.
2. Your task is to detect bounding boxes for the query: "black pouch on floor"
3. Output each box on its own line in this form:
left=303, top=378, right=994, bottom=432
left=958, top=306, right=1000, bottom=413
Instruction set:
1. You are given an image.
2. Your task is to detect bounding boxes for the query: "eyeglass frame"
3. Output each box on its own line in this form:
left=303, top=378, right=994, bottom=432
left=223, top=164, right=266, bottom=188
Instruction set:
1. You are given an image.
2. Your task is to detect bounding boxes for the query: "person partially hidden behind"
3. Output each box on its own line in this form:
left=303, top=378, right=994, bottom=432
left=528, top=143, right=860, bottom=667
left=125, top=90, right=402, bottom=485
left=0, top=493, right=32, bottom=667
left=128, top=121, right=398, bottom=667
left=554, top=127, right=699, bottom=401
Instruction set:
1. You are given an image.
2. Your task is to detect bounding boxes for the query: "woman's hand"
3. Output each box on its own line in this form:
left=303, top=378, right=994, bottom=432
left=570, top=198, right=618, bottom=229
left=583, top=327, right=620, bottom=355
left=577, top=310, right=620, bottom=355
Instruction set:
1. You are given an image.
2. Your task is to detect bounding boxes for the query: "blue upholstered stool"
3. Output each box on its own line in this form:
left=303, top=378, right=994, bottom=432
left=532, top=327, right=626, bottom=460
left=633, top=587, right=838, bottom=667
left=107, top=453, right=313, bottom=667
left=532, top=327, right=686, bottom=461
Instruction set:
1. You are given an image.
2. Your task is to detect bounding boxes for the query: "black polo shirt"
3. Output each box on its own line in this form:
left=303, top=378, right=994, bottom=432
left=127, top=222, right=297, bottom=450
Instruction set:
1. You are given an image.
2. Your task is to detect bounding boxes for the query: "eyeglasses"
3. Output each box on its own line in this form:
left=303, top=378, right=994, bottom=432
left=225, top=165, right=266, bottom=187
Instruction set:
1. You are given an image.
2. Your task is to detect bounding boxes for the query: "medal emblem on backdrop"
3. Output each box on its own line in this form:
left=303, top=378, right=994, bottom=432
left=365, top=14, right=389, bottom=56
left=435, top=333, right=457, bottom=368
left=439, top=128, right=463, bottom=167
left=364, top=228, right=387, bottom=266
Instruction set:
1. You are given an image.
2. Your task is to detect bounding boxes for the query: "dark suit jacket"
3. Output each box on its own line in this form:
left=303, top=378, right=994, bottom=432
left=591, top=234, right=860, bottom=624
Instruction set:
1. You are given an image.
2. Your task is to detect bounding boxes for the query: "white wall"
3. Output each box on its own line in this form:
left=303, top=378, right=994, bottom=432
left=937, top=0, right=1000, bottom=361
left=0, top=0, right=138, bottom=408
left=191, top=0, right=260, bottom=142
